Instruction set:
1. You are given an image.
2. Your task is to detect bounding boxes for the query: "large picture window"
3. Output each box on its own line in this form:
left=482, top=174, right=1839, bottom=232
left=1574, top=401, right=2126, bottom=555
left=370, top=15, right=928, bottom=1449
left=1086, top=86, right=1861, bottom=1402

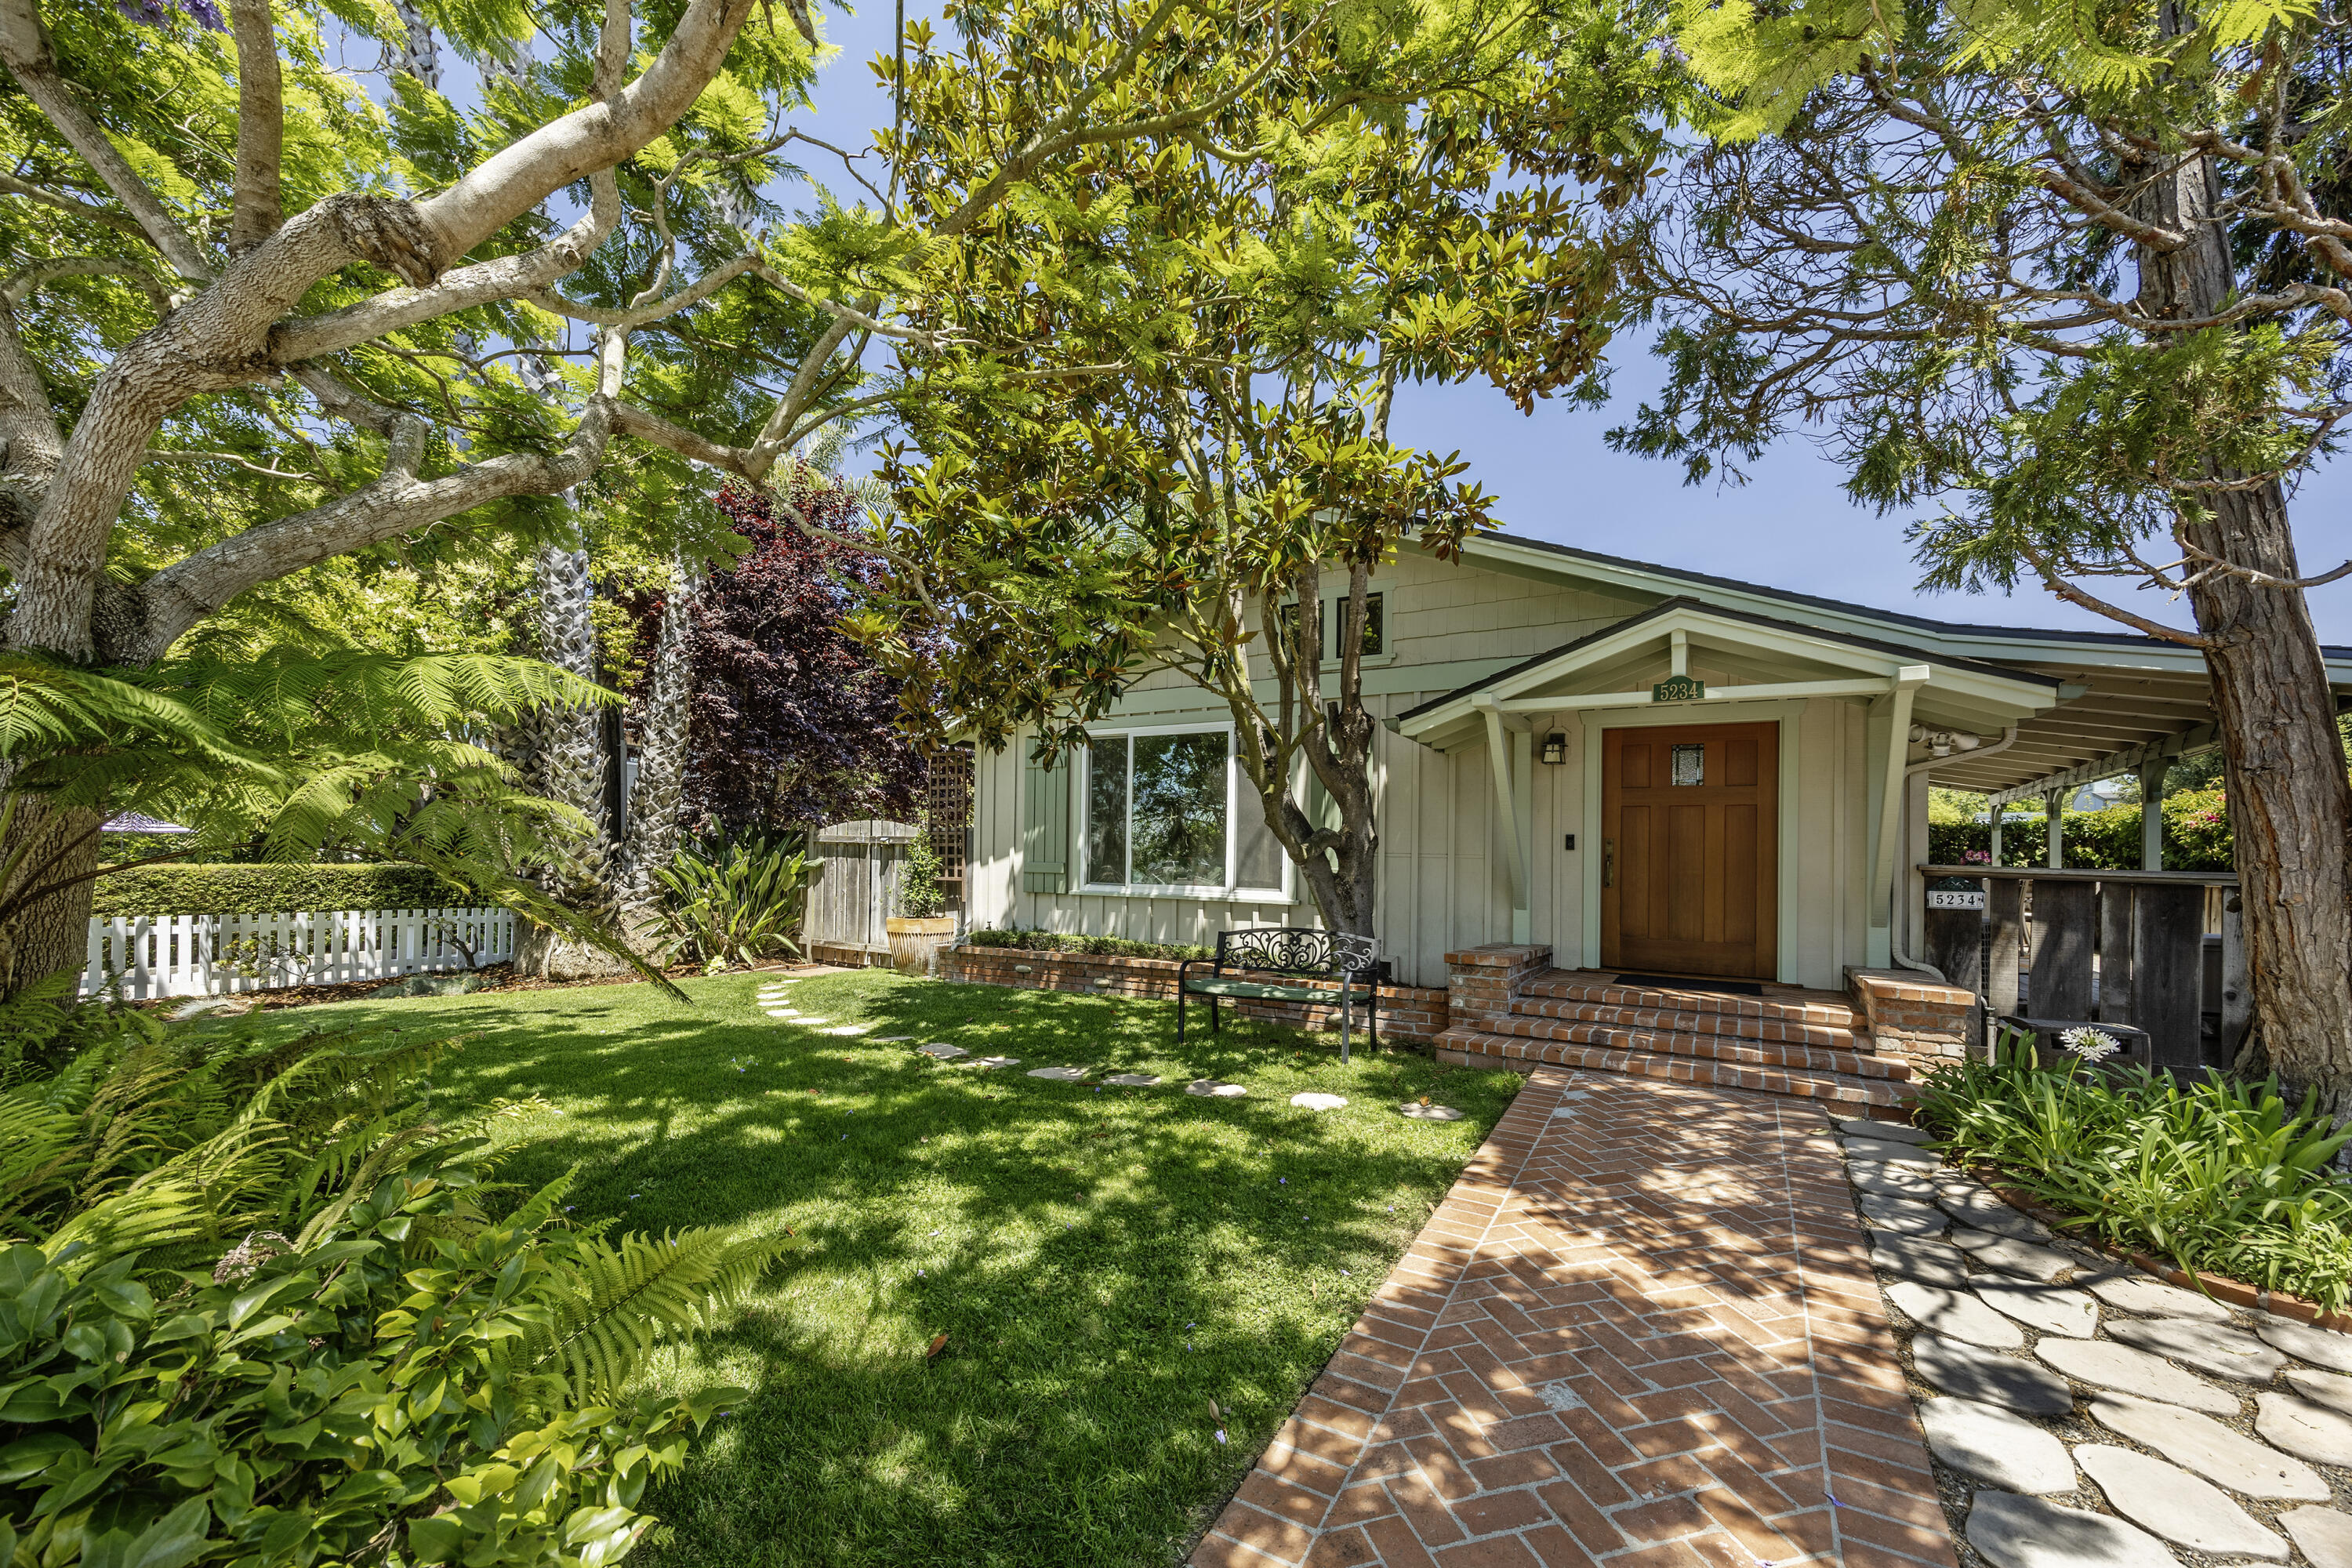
left=1082, top=726, right=1286, bottom=893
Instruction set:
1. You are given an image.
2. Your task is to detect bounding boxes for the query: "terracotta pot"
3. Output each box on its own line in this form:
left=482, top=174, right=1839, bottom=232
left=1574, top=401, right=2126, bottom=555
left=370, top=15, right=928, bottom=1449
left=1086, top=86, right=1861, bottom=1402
left=885, top=916, right=960, bottom=976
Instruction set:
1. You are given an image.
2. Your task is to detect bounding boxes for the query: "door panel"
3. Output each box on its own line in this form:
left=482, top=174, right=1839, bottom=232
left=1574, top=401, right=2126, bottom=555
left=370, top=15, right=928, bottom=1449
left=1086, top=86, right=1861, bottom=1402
left=1601, top=722, right=1779, bottom=979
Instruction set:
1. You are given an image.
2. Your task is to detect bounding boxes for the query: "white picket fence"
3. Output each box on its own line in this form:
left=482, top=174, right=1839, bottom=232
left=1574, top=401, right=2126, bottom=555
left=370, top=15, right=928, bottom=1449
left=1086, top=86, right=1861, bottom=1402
left=80, top=907, right=517, bottom=1000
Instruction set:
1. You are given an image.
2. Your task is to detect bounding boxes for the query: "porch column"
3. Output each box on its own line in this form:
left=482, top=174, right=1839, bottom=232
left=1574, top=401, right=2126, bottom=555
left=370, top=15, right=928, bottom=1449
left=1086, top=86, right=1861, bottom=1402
left=1990, top=808, right=2004, bottom=866
left=2140, top=757, right=2168, bottom=871
left=1867, top=665, right=1931, bottom=967
left=2045, top=789, right=2064, bottom=870
left=1476, top=697, right=1533, bottom=945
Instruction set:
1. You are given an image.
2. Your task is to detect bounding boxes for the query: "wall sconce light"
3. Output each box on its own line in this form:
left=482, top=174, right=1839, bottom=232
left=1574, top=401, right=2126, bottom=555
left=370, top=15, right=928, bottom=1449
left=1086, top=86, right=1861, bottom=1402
left=1540, top=731, right=1568, bottom=766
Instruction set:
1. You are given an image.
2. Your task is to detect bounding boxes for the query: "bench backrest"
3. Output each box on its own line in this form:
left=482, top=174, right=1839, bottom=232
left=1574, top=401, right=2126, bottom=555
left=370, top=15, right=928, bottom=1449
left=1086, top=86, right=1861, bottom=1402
left=1214, top=927, right=1380, bottom=978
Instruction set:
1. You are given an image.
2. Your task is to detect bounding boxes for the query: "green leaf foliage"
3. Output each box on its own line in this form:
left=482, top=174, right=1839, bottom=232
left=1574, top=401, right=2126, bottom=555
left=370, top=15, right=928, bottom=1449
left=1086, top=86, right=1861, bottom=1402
left=88, top=864, right=460, bottom=918
left=1919, top=1033, right=2352, bottom=1310
left=0, top=1011, right=779, bottom=1568
left=651, top=837, right=808, bottom=972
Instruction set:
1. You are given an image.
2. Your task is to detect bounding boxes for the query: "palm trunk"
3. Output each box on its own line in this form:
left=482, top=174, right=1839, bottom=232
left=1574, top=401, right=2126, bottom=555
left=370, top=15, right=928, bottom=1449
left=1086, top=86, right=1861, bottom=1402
left=2132, top=107, right=2352, bottom=1109
left=517, top=541, right=626, bottom=978
left=618, top=557, right=701, bottom=927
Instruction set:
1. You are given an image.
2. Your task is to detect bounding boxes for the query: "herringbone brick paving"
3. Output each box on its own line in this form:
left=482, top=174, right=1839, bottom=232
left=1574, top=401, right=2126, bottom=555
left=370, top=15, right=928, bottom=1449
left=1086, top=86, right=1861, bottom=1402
left=1190, top=1069, right=1958, bottom=1568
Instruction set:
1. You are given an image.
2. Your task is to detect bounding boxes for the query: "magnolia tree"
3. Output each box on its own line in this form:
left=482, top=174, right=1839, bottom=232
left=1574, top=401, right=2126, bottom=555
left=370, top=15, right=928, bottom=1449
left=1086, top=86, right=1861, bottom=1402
left=0, top=0, right=1326, bottom=978
left=858, top=0, right=1669, bottom=935
left=1615, top=0, right=2352, bottom=1105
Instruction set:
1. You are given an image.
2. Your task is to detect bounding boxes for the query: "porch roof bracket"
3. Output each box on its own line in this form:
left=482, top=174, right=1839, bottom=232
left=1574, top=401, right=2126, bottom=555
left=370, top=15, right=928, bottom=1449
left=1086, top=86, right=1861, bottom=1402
left=1475, top=696, right=1530, bottom=919
left=1870, top=666, right=1933, bottom=942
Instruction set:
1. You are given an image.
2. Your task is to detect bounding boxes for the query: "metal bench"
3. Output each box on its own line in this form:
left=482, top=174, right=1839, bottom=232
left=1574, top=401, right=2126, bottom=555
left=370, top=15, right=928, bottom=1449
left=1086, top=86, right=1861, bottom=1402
left=1177, top=928, right=1383, bottom=1059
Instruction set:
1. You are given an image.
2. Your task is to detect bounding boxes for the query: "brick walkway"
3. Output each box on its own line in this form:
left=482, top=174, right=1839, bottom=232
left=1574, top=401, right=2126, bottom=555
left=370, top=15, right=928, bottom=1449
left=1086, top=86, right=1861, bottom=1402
left=1190, top=1069, right=1958, bottom=1568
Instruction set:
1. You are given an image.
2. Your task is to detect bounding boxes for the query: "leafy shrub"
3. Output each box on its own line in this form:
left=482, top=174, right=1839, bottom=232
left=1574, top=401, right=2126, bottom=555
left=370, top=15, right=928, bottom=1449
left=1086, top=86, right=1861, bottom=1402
left=965, top=928, right=1213, bottom=962
left=896, top=832, right=948, bottom=920
left=1918, top=1036, right=2352, bottom=1308
left=0, top=996, right=778, bottom=1568
left=89, top=862, right=462, bottom=917
left=1926, top=790, right=2234, bottom=870
left=653, top=837, right=808, bottom=971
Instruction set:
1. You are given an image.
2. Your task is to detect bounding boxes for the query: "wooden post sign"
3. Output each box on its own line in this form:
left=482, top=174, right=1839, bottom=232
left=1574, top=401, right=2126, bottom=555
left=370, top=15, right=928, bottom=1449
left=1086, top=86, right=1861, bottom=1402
left=1651, top=674, right=1705, bottom=703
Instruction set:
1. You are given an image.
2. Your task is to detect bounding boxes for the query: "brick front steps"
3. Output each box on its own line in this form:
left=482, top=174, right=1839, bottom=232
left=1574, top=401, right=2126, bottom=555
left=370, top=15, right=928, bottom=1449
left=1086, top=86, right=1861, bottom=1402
left=1437, top=969, right=1921, bottom=1110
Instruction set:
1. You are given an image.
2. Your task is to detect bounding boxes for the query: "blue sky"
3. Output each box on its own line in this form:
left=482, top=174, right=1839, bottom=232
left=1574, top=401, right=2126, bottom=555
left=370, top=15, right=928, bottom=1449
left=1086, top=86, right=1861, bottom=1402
left=776, top=2, right=2352, bottom=644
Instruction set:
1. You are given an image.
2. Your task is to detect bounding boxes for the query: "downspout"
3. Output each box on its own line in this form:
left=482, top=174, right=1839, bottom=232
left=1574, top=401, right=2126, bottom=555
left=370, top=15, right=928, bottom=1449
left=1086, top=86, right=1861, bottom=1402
left=1891, top=725, right=2020, bottom=982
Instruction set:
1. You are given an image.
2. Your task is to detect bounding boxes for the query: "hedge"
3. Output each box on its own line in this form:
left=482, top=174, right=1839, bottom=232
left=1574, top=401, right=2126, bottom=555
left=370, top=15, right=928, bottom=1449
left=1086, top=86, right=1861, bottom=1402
left=1926, top=790, right=2232, bottom=871
left=89, top=863, right=467, bottom=917
left=964, top=927, right=1214, bottom=962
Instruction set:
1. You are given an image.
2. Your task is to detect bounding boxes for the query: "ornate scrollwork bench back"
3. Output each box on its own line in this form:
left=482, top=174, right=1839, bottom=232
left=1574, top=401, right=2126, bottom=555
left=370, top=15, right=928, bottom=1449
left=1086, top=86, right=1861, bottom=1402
left=1174, top=927, right=1385, bottom=1054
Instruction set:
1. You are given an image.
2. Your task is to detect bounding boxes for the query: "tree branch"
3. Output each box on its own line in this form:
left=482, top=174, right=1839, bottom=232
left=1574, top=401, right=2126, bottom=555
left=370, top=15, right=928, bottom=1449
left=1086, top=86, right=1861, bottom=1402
left=0, top=0, right=212, bottom=281
left=0, top=172, right=151, bottom=245
left=228, top=0, right=284, bottom=253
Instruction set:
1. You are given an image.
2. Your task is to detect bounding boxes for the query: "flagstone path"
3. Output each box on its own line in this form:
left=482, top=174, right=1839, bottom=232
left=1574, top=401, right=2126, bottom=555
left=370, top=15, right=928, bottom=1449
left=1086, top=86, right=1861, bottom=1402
left=1189, top=1068, right=1955, bottom=1568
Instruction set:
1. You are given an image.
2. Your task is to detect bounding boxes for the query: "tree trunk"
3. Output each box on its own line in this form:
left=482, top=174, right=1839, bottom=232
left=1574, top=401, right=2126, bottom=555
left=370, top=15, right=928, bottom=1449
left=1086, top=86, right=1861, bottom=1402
left=0, top=797, right=103, bottom=992
left=617, top=557, right=701, bottom=933
left=516, top=540, right=628, bottom=979
left=2132, top=109, right=2352, bottom=1111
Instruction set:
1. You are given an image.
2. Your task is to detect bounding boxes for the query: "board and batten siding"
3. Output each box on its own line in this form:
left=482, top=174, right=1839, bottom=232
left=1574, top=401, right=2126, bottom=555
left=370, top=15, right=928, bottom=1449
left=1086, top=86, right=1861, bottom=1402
left=964, top=546, right=1889, bottom=992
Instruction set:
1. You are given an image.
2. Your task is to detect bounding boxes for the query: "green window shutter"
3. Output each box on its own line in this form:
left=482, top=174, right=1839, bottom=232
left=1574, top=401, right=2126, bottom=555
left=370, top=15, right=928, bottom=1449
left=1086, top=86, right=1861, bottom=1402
left=1022, top=752, right=1070, bottom=894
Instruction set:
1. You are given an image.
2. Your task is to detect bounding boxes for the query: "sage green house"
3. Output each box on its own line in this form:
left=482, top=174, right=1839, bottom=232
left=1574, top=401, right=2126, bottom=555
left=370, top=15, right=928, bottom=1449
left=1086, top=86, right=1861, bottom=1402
left=964, top=532, right=2352, bottom=994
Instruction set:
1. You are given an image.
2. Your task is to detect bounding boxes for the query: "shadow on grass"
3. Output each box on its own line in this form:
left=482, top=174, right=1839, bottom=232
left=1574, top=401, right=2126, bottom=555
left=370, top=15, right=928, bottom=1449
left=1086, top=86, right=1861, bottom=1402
left=236, top=971, right=1523, bottom=1568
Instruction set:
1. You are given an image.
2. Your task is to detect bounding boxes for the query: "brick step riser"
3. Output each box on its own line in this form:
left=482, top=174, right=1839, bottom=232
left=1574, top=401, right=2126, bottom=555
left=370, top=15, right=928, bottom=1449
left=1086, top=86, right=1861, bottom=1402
left=1520, top=974, right=1860, bottom=1033
left=1508, top=996, right=1865, bottom=1051
left=1480, top=1014, right=1911, bottom=1081
left=1435, top=1026, right=1918, bottom=1109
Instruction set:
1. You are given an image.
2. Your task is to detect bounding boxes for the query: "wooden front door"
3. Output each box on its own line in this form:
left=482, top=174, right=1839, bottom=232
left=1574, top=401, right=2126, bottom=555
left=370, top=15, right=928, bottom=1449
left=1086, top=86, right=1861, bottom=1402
left=1602, top=722, right=1779, bottom=980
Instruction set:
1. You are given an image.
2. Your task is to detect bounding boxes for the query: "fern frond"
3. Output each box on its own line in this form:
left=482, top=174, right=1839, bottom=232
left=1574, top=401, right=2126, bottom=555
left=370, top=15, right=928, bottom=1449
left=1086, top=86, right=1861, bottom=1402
left=521, top=1229, right=782, bottom=1401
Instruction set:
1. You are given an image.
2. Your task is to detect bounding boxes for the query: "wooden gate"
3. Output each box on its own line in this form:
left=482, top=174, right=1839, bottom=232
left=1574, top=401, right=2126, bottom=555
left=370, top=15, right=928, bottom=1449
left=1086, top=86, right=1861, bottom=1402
left=804, top=819, right=918, bottom=961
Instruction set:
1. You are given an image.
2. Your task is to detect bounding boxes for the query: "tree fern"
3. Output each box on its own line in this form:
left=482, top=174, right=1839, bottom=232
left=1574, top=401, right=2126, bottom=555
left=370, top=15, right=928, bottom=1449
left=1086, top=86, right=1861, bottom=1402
left=521, top=1227, right=784, bottom=1403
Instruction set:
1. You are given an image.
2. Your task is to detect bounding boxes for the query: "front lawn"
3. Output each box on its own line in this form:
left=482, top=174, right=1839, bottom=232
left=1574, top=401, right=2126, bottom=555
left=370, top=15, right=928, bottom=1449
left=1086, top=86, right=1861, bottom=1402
left=223, top=968, right=1521, bottom=1568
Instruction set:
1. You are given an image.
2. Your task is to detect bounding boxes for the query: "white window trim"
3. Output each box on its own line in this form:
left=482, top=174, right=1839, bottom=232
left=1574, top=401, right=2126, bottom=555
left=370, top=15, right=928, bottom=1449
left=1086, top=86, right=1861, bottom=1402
left=1275, top=580, right=1398, bottom=671
left=1077, top=721, right=1293, bottom=901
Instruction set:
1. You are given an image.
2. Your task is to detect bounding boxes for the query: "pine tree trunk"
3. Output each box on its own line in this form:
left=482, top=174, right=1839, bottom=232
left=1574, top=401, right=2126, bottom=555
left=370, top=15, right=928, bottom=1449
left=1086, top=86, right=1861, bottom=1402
left=2132, top=115, right=2352, bottom=1110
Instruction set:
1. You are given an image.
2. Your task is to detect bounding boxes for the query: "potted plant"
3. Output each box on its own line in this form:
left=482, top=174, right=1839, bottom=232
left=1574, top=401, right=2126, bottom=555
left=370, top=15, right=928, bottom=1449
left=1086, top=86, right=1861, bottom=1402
left=886, top=829, right=959, bottom=975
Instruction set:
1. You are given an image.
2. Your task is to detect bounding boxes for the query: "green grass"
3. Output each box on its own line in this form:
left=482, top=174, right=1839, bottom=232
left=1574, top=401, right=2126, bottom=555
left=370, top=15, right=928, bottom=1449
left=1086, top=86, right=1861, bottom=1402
left=224, top=969, right=1523, bottom=1567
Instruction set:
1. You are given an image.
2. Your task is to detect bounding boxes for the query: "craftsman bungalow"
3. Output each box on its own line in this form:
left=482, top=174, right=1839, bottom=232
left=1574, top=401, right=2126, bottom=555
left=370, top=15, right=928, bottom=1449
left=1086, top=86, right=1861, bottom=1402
left=947, top=534, right=2352, bottom=1105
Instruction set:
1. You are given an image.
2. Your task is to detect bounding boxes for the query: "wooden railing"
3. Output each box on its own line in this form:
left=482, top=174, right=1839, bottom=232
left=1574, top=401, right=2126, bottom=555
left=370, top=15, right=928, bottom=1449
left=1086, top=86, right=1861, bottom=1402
left=1915, top=866, right=2245, bottom=1074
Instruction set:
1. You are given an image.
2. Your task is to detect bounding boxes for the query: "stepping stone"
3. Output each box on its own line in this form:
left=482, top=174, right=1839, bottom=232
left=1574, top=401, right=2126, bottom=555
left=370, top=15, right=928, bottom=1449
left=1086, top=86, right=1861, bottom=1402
left=1399, top=1103, right=1464, bottom=1120
left=2255, top=1391, right=2352, bottom=1469
left=818, top=1025, right=873, bottom=1036
left=2257, top=1319, right=2352, bottom=1375
left=873, top=1036, right=913, bottom=1043
left=1887, top=1283, right=2024, bottom=1348
left=918, top=1044, right=967, bottom=1059
left=1186, top=1080, right=1247, bottom=1098
left=1842, top=1137, right=1940, bottom=1167
left=1832, top=1116, right=1934, bottom=1145
left=1952, top=1229, right=2078, bottom=1284
left=764, top=1008, right=801, bottom=1018
left=1028, top=1066, right=1087, bottom=1081
left=2281, top=1507, right=2352, bottom=1568
left=2089, top=1393, right=2330, bottom=1499
left=1290, top=1093, right=1348, bottom=1110
left=975, top=1056, right=1022, bottom=1069
left=1938, top=1186, right=2053, bottom=1242
left=2288, top=1367, right=2352, bottom=1417
left=1976, top=1279, right=2100, bottom=1338
left=2088, top=1274, right=2234, bottom=1323
left=1911, top=1334, right=2074, bottom=1415
left=1918, top=1397, right=2076, bottom=1493
left=2107, top=1316, right=2286, bottom=1385
left=1964, top=1488, right=2177, bottom=1568
left=2036, top=1338, right=2239, bottom=1414
left=1849, top=1163, right=1939, bottom=1200
left=2075, top=1444, right=2288, bottom=1559
left=1871, top=1235, right=1972, bottom=1290
left=1103, top=1073, right=1162, bottom=1087
left=1858, top=1196, right=1947, bottom=1237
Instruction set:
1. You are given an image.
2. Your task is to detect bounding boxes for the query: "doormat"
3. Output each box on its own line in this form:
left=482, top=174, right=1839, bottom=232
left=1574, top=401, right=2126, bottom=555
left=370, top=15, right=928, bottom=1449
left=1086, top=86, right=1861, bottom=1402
left=1612, top=973, right=1766, bottom=998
